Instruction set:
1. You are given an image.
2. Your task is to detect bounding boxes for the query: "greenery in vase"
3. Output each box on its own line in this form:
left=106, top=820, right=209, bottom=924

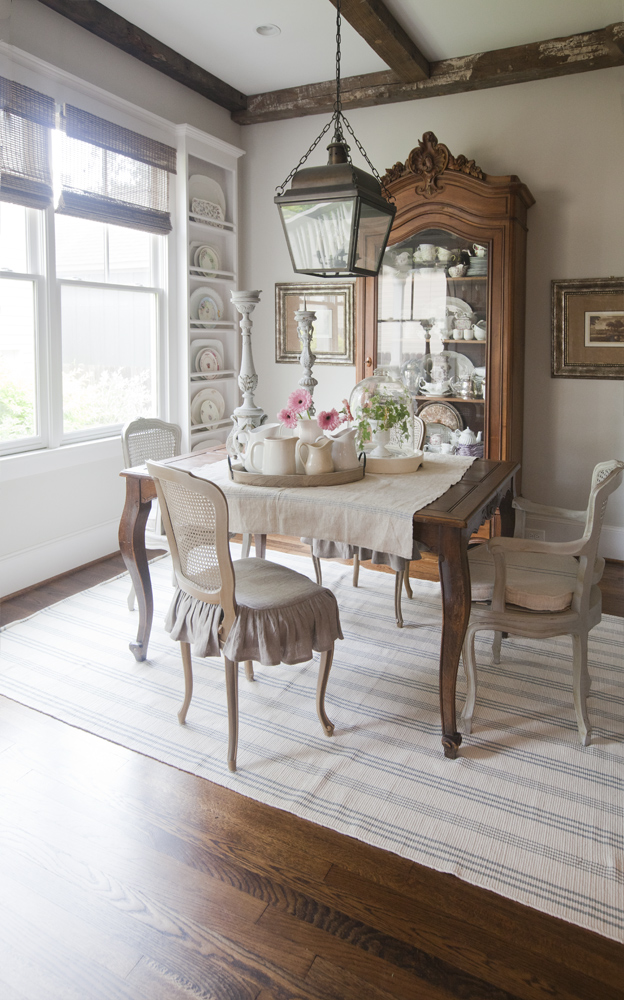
left=356, top=390, right=411, bottom=448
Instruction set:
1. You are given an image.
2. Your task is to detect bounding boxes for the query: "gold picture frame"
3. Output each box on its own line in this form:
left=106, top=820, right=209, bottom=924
left=552, top=277, right=624, bottom=378
left=275, top=281, right=355, bottom=365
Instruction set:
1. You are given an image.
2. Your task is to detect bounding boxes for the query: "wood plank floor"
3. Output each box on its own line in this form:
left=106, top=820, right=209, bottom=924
left=0, top=548, right=622, bottom=999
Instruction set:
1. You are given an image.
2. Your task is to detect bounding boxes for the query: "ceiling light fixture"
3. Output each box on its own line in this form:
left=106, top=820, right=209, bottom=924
left=256, top=24, right=281, bottom=37
left=274, top=0, right=395, bottom=278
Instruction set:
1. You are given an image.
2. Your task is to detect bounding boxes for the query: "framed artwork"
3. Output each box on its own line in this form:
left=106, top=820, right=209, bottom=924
left=552, top=277, right=624, bottom=378
left=275, top=281, right=355, bottom=365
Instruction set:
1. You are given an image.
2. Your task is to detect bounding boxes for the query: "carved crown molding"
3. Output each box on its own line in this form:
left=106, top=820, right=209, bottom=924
left=381, top=131, right=484, bottom=197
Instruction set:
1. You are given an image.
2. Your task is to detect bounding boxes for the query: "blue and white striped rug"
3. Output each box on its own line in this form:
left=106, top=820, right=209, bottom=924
left=1, top=549, right=623, bottom=942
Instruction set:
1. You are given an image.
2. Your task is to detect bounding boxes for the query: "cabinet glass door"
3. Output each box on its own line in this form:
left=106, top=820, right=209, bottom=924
left=377, top=228, right=487, bottom=452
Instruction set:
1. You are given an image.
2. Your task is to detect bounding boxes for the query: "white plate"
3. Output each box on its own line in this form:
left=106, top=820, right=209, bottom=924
left=188, top=175, right=226, bottom=214
left=191, top=432, right=223, bottom=453
left=191, top=387, right=225, bottom=425
left=445, top=297, right=474, bottom=318
left=196, top=348, right=221, bottom=373
left=194, top=244, right=220, bottom=275
left=189, top=286, right=224, bottom=321
left=190, top=339, right=224, bottom=373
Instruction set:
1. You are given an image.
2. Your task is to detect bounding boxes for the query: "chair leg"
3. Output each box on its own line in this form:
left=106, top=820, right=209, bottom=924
left=240, top=533, right=251, bottom=559
left=127, top=583, right=135, bottom=612
left=177, top=641, right=194, bottom=724
left=224, top=657, right=239, bottom=771
left=254, top=534, right=266, bottom=558
left=312, top=555, right=323, bottom=586
left=316, top=646, right=335, bottom=737
left=352, top=552, right=360, bottom=588
left=492, top=631, right=503, bottom=664
left=572, top=632, right=592, bottom=746
left=403, top=563, right=413, bottom=599
left=243, top=660, right=254, bottom=682
left=394, top=570, right=404, bottom=628
left=459, top=627, right=478, bottom=734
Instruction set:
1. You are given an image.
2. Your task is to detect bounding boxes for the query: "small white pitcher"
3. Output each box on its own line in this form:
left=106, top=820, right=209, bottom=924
left=236, top=422, right=284, bottom=472
left=330, top=427, right=359, bottom=471
left=248, top=435, right=298, bottom=476
left=296, top=437, right=334, bottom=475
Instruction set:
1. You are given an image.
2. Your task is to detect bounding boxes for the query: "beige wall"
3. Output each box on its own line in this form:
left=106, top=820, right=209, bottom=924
left=240, top=67, right=624, bottom=555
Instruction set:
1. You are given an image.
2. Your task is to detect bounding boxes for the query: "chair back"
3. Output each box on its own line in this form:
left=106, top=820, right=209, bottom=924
left=146, top=462, right=237, bottom=635
left=122, top=417, right=181, bottom=468
left=573, top=460, right=624, bottom=614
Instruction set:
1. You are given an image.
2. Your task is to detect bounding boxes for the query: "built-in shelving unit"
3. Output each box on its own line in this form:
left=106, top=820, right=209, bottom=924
left=174, top=125, right=245, bottom=453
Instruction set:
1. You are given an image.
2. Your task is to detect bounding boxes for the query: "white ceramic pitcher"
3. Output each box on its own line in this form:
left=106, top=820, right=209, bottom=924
left=296, top=436, right=334, bottom=475
left=248, top=435, right=298, bottom=476
left=330, top=426, right=359, bottom=471
left=235, top=422, right=284, bottom=472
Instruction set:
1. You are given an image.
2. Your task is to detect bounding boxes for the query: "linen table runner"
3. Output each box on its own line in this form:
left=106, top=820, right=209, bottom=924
left=195, top=454, right=474, bottom=560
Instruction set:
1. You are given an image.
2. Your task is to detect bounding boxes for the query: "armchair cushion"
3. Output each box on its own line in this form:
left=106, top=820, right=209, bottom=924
left=165, top=557, right=343, bottom=667
left=304, top=537, right=421, bottom=571
left=468, top=545, right=579, bottom=612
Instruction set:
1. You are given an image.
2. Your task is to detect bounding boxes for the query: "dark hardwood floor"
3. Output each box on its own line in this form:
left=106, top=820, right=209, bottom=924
left=0, top=548, right=622, bottom=999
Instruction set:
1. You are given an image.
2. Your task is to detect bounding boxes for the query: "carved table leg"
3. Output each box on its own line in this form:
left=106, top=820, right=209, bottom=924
left=119, top=478, right=154, bottom=662
left=498, top=484, right=516, bottom=538
left=437, top=525, right=472, bottom=759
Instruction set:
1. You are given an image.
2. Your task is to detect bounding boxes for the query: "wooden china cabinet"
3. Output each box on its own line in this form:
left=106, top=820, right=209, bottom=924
left=356, top=132, right=534, bottom=500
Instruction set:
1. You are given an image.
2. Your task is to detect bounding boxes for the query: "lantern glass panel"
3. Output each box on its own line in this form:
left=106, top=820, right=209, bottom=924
left=279, top=199, right=355, bottom=272
left=354, top=202, right=394, bottom=274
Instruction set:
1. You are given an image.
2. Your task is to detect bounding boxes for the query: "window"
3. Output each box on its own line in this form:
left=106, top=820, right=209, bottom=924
left=0, top=78, right=175, bottom=457
left=56, top=215, right=160, bottom=438
left=0, top=203, right=43, bottom=449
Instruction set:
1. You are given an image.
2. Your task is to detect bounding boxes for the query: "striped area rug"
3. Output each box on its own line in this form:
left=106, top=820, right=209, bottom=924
left=1, top=549, right=623, bottom=942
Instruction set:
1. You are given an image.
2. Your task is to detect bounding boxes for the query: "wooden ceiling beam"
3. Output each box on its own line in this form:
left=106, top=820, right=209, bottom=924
left=328, top=0, right=429, bottom=83
left=234, top=22, right=624, bottom=125
left=36, top=0, right=247, bottom=113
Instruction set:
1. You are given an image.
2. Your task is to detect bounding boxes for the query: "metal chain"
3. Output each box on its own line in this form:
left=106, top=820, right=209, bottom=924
left=275, top=0, right=394, bottom=202
left=275, top=117, right=333, bottom=195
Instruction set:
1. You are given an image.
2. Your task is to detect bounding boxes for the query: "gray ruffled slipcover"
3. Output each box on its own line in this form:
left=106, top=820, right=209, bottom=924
left=303, top=537, right=422, bottom=572
left=165, top=557, right=342, bottom=667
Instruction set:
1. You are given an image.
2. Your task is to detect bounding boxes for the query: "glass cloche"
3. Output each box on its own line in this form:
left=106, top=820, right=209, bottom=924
left=349, top=371, right=419, bottom=472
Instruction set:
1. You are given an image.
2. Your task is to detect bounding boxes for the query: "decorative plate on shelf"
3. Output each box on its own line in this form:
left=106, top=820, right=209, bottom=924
left=196, top=348, right=220, bottom=373
left=417, top=400, right=464, bottom=431
left=191, top=387, right=225, bottom=426
left=445, top=297, right=474, bottom=318
left=188, top=175, right=226, bottom=214
left=189, top=286, right=224, bottom=322
left=190, top=339, right=224, bottom=373
left=191, top=199, right=225, bottom=224
left=191, top=432, right=223, bottom=453
left=194, top=244, right=220, bottom=275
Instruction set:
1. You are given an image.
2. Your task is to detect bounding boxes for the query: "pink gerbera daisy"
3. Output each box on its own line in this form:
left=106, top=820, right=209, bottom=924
left=287, top=388, right=313, bottom=413
left=277, top=407, right=297, bottom=428
left=318, top=408, right=341, bottom=431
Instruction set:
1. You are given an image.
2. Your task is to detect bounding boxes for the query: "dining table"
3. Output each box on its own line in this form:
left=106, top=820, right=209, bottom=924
left=119, top=447, right=518, bottom=759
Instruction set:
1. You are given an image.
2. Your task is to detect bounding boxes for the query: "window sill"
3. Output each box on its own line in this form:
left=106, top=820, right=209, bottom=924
left=0, top=436, right=123, bottom=482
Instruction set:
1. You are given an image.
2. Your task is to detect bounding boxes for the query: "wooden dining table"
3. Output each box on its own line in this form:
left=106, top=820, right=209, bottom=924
left=119, top=448, right=518, bottom=759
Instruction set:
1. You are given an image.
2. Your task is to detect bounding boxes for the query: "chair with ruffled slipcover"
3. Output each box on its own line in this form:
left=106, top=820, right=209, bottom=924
left=147, top=461, right=342, bottom=772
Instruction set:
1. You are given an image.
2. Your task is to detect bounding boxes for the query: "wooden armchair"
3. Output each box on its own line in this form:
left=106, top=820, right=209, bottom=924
left=461, top=460, right=624, bottom=745
left=147, top=462, right=342, bottom=772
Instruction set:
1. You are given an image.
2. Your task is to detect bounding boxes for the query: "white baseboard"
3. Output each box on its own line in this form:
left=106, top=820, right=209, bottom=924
left=0, top=518, right=121, bottom=599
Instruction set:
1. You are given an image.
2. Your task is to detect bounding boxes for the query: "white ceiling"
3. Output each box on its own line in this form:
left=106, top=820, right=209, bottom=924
left=101, top=0, right=624, bottom=95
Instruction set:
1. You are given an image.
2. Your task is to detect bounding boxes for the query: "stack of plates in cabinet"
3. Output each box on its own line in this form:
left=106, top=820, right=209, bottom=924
left=468, top=256, right=488, bottom=276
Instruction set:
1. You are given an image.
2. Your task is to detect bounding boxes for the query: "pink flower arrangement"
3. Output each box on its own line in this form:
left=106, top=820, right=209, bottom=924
left=276, top=407, right=298, bottom=428
left=318, top=408, right=341, bottom=431
left=277, top=388, right=352, bottom=433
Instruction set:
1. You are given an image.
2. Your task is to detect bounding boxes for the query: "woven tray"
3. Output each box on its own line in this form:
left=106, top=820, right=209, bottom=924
left=227, top=457, right=365, bottom=488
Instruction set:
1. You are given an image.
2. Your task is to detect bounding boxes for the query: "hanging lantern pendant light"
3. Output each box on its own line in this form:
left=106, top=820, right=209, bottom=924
left=274, top=0, right=396, bottom=278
